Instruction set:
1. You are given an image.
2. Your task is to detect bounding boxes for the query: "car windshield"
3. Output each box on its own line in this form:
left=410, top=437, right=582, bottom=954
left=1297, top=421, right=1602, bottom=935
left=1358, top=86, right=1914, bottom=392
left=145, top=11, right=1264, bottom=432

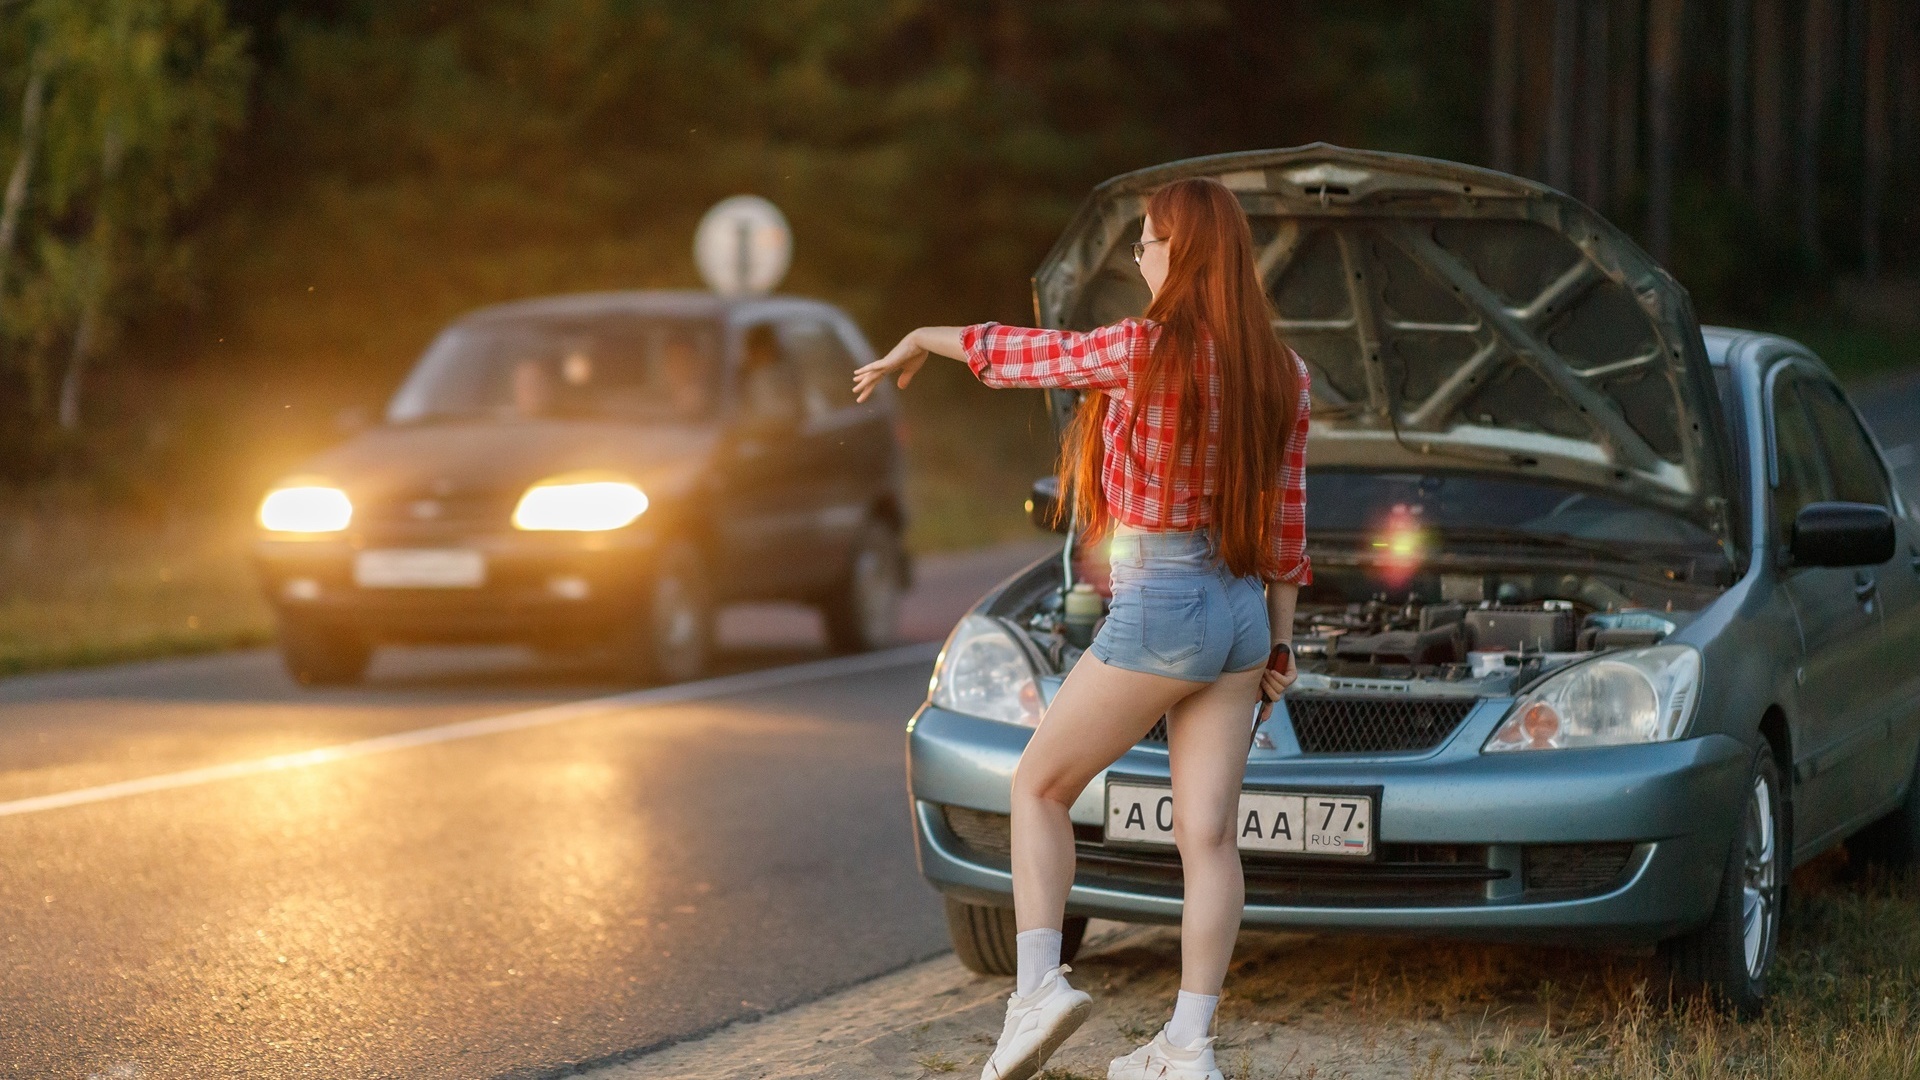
left=387, top=315, right=720, bottom=423
left=1308, top=470, right=1719, bottom=550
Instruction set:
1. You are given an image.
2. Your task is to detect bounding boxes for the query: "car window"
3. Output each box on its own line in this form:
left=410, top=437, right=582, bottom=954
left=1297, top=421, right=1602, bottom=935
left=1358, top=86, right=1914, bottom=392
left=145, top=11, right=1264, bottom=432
left=1801, top=379, right=1892, bottom=509
left=781, top=319, right=859, bottom=420
left=388, top=316, right=721, bottom=423
left=1770, top=373, right=1834, bottom=540
left=738, top=323, right=802, bottom=425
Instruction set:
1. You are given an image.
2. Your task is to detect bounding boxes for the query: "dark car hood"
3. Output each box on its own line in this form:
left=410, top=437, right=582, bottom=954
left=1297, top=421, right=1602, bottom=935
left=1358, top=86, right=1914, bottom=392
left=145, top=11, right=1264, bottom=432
left=1032, top=143, right=1735, bottom=543
left=288, top=420, right=721, bottom=507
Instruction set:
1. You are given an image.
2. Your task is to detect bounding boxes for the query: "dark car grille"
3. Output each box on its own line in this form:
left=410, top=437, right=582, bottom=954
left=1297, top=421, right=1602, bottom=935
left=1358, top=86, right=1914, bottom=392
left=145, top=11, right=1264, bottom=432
left=935, top=806, right=1635, bottom=907
left=1523, top=843, right=1636, bottom=894
left=1285, top=695, right=1478, bottom=754
left=357, top=490, right=518, bottom=529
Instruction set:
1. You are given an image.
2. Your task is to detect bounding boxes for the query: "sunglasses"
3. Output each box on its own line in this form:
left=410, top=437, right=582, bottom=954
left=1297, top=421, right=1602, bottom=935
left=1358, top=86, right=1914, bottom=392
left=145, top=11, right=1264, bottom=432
left=1131, top=237, right=1168, bottom=263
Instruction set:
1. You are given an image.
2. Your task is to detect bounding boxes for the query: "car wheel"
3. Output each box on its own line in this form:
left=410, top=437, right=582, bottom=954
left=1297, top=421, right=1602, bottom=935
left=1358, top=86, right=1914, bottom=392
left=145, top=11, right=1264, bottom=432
left=1659, top=746, right=1786, bottom=1016
left=943, top=898, right=1087, bottom=976
left=823, top=520, right=904, bottom=655
left=1845, top=746, right=1920, bottom=868
left=278, top=617, right=373, bottom=686
left=616, top=542, right=713, bottom=685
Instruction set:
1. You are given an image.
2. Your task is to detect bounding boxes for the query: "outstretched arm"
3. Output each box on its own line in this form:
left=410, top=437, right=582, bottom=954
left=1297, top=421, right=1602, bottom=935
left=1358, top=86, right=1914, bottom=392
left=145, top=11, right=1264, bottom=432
left=851, top=327, right=966, bottom=403
left=853, top=321, right=1143, bottom=402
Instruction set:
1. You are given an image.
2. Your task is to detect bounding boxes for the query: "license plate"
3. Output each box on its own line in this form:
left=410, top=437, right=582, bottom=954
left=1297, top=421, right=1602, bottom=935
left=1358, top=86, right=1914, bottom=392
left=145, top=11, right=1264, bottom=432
left=1104, top=782, right=1374, bottom=858
left=353, top=549, right=486, bottom=589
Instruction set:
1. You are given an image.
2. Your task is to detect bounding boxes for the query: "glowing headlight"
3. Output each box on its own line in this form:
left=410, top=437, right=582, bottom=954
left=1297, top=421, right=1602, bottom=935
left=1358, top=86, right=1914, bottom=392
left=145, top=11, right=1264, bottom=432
left=512, top=479, right=649, bottom=531
left=930, top=615, right=1045, bottom=726
left=259, top=485, right=353, bottom=533
left=1485, top=645, right=1701, bottom=752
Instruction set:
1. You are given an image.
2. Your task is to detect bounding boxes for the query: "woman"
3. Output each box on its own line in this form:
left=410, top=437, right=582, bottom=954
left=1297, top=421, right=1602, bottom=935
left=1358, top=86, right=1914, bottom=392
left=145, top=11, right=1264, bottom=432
left=852, top=177, right=1310, bottom=1080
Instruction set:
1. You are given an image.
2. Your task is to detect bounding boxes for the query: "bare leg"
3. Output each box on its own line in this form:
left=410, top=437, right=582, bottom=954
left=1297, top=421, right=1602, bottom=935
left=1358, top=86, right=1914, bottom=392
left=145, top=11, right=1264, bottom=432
left=1011, top=651, right=1201, bottom=933
left=1165, top=664, right=1265, bottom=995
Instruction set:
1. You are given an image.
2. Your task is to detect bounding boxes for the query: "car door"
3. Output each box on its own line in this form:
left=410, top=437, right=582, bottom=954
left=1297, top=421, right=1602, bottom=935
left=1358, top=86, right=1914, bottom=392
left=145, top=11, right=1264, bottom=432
left=714, top=318, right=814, bottom=598
left=781, top=314, right=891, bottom=589
left=1800, top=376, right=1920, bottom=817
left=1770, top=365, right=1885, bottom=844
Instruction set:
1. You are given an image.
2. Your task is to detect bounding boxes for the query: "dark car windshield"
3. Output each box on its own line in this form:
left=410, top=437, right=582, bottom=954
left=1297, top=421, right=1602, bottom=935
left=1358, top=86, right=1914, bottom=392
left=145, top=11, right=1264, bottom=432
left=387, top=315, right=720, bottom=423
left=1308, top=470, right=1719, bottom=549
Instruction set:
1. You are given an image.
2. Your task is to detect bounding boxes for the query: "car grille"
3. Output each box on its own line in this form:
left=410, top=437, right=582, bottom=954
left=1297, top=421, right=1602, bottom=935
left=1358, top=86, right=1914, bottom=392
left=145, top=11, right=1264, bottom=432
left=939, top=806, right=1494, bottom=907
left=1523, top=843, right=1636, bottom=894
left=935, top=806, right=1635, bottom=906
left=1285, top=695, right=1478, bottom=754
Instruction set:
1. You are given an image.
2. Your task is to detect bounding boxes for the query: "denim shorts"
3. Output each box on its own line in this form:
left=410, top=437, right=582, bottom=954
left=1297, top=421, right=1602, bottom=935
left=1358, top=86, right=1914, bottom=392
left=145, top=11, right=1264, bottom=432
left=1088, top=526, right=1272, bottom=682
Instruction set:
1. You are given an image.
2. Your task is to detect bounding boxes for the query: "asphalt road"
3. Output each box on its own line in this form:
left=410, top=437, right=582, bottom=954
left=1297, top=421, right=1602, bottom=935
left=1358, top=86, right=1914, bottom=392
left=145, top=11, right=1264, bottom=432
left=0, top=542, right=1054, bottom=1080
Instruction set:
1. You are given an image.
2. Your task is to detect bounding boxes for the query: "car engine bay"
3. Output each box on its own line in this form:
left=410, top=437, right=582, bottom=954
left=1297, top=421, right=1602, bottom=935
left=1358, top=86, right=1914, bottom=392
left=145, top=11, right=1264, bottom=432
left=1013, top=559, right=1716, bottom=698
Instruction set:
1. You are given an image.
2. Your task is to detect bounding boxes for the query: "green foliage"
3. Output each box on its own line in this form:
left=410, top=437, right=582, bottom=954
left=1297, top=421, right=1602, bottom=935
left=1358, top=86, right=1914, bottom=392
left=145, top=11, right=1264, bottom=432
left=0, top=0, right=248, bottom=474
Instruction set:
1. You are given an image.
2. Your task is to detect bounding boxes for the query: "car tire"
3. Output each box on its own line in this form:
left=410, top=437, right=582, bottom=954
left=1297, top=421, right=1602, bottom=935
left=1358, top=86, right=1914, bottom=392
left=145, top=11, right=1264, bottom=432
left=944, top=898, right=1087, bottom=977
left=822, top=520, right=905, bottom=655
left=278, top=617, right=373, bottom=686
left=1845, top=746, right=1920, bottom=868
left=1658, top=746, right=1787, bottom=1016
left=615, top=542, right=713, bottom=685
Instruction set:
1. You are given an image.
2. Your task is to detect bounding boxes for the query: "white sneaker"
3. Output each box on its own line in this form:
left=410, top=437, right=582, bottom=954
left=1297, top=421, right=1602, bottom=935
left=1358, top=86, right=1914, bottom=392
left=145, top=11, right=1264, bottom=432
left=980, top=964, right=1093, bottom=1080
left=1107, top=1027, right=1224, bottom=1080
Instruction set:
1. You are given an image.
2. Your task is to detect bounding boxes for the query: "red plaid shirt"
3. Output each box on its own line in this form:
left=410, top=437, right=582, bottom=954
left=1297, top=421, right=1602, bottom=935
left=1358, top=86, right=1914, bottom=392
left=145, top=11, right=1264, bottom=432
left=960, top=318, right=1312, bottom=585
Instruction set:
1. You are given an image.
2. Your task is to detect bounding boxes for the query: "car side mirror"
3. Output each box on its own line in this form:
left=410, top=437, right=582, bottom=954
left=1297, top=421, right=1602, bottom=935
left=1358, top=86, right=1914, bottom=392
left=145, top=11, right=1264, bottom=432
left=1789, top=501, right=1895, bottom=568
left=1027, top=476, right=1068, bottom=533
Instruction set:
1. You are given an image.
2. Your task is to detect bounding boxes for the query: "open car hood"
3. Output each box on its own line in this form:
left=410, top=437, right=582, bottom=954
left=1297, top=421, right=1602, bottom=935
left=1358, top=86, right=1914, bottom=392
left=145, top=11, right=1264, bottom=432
left=1033, top=144, right=1734, bottom=542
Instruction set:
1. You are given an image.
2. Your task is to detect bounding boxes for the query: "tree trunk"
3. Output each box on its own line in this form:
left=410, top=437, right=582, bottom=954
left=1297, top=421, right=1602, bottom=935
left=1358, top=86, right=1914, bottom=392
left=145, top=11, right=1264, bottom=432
left=1487, top=0, right=1522, bottom=172
left=1612, top=0, right=1644, bottom=210
left=1751, top=0, right=1786, bottom=213
left=1645, top=0, right=1683, bottom=264
left=57, top=288, right=100, bottom=432
left=58, top=128, right=123, bottom=433
left=1725, top=0, right=1750, bottom=192
left=1579, top=0, right=1611, bottom=207
left=1548, top=0, right=1580, bottom=190
left=1860, top=0, right=1891, bottom=278
left=0, top=64, right=47, bottom=303
left=1798, top=0, right=1835, bottom=262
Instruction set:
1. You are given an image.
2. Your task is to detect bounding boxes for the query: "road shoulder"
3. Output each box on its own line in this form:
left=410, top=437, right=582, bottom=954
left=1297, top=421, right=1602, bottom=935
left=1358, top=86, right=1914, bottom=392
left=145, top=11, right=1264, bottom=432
left=598, top=922, right=1477, bottom=1079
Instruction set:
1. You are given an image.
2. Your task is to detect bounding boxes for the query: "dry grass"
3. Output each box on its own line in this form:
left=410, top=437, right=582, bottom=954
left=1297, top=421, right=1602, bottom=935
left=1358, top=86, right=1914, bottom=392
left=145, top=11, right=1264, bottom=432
left=0, top=512, right=272, bottom=675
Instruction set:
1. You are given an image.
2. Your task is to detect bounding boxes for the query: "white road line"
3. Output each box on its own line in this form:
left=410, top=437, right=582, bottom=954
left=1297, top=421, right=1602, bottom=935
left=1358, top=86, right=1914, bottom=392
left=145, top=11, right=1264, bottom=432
left=0, top=641, right=941, bottom=821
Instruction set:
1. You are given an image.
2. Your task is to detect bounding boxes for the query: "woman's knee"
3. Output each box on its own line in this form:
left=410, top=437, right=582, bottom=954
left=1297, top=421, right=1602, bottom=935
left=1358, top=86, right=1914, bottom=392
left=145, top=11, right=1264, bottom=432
left=1011, top=759, right=1084, bottom=808
left=1173, top=812, right=1237, bottom=856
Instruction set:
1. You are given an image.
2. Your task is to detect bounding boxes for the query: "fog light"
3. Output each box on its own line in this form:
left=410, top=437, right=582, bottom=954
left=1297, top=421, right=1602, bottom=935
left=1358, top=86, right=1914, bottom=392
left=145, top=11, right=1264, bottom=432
left=548, top=575, right=590, bottom=600
left=282, top=577, right=322, bottom=601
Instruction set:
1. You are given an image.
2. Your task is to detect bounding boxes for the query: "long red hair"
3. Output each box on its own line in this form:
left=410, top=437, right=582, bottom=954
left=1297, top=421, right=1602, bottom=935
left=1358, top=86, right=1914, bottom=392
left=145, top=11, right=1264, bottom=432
left=1059, top=177, right=1300, bottom=580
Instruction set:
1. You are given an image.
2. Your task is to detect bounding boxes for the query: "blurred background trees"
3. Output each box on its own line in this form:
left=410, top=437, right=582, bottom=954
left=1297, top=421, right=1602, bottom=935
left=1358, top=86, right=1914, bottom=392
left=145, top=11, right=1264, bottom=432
left=0, top=0, right=1914, bottom=517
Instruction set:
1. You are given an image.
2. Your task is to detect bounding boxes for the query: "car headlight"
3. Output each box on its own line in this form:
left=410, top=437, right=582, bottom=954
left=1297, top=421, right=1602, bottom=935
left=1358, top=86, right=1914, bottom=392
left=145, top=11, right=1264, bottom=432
left=512, top=478, right=649, bottom=531
left=930, top=614, right=1045, bottom=726
left=259, top=484, right=353, bottom=533
left=1485, top=644, right=1701, bottom=752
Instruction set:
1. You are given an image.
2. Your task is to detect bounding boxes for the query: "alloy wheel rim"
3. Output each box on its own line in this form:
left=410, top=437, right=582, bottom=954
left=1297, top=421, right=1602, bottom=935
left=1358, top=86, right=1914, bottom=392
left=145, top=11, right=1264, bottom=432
left=855, top=544, right=900, bottom=646
left=654, top=573, right=703, bottom=677
left=1741, top=771, right=1779, bottom=980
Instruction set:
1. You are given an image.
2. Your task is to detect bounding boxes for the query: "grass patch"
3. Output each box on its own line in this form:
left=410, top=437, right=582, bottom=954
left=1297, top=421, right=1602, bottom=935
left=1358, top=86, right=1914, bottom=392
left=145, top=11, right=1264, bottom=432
left=0, top=512, right=272, bottom=676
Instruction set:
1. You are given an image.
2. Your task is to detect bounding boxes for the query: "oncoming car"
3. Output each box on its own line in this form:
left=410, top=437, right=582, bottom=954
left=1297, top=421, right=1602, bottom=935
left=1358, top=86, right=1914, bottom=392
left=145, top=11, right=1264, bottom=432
left=907, top=145, right=1920, bottom=1012
left=254, top=291, right=907, bottom=685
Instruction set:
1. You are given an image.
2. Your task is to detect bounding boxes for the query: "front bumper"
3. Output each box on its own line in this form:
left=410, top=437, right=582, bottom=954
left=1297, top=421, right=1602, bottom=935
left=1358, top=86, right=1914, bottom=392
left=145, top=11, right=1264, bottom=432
left=907, top=703, right=1751, bottom=945
left=253, top=528, right=660, bottom=644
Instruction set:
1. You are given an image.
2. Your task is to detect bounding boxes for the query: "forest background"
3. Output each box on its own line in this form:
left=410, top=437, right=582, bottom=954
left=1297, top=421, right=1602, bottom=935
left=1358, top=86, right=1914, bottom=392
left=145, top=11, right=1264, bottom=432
left=0, top=0, right=1916, bottom=668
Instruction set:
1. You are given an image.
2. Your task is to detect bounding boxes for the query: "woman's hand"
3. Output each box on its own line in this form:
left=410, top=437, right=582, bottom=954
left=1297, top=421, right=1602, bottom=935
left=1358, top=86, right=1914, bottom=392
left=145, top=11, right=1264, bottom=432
left=852, top=330, right=931, bottom=403
left=1259, top=644, right=1297, bottom=702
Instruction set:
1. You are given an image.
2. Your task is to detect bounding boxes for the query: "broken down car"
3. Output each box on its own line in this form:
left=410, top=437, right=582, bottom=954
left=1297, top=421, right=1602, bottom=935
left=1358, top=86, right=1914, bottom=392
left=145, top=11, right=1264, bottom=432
left=905, top=144, right=1920, bottom=1012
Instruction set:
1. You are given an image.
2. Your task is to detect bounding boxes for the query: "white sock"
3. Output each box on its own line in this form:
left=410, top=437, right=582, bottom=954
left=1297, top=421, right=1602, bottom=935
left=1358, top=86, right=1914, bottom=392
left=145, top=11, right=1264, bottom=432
left=1014, top=928, right=1062, bottom=997
left=1165, top=990, right=1218, bottom=1049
